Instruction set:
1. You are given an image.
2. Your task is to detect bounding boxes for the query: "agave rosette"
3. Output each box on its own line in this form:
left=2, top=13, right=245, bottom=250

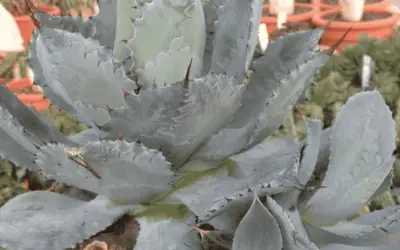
left=0, top=0, right=399, bottom=249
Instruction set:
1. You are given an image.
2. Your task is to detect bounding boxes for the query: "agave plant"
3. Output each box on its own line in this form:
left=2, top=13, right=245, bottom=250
left=0, top=0, right=399, bottom=249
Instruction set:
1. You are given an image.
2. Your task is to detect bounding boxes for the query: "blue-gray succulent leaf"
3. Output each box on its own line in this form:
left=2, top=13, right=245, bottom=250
left=153, top=73, right=245, bottom=167
left=0, top=85, right=71, bottom=145
left=320, top=242, right=400, bottom=250
left=0, top=85, right=75, bottom=171
left=30, top=27, right=136, bottom=126
left=0, top=191, right=135, bottom=250
left=266, top=195, right=319, bottom=250
left=134, top=217, right=203, bottom=250
left=231, top=193, right=283, bottom=250
left=35, top=11, right=95, bottom=39
left=209, top=0, right=263, bottom=78
left=35, top=140, right=179, bottom=203
left=102, top=82, right=185, bottom=141
left=305, top=205, right=400, bottom=247
left=115, top=0, right=206, bottom=86
left=194, top=50, right=329, bottom=160
left=90, top=0, right=117, bottom=48
left=201, top=0, right=223, bottom=74
left=304, top=91, right=397, bottom=227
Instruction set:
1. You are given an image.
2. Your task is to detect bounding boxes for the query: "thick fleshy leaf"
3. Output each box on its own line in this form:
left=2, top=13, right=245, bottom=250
left=0, top=191, right=134, bottom=250
left=134, top=217, right=203, bottom=250
left=369, top=170, right=393, bottom=202
left=232, top=194, right=283, bottom=250
left=35, top=11, right=95, bottom=40
left=36, top=0, right=116, bottom=48
left=35, top=140, right=179, bottom=203
left=0, top=101, right=39, bottom=170
left=113, top=0, right=142, bottom=66
left=0, top=85, right=72, bottom=170
left=68, top=128, right=101, bottom=145
left=306, top=205, right=400, bottom=246
left=209, top=0, right=263, bottom=78
left=320, top=242, right=400, bottom=250
left=0, top=85, right=71, bottom=145
left=304, top=91, right=397, bottom=226
left=298, top=119, right=322, bottom=184
left=194, top=49, right=329, bottom=160
left=206, top=198, right=252, bottom=231
left=201, top=0, right=224, bottom=74
left=153, top=73, right=245, bottom=166
left=90, top=0, right=117, bottom=48
left=120, top=0, right=206, bottom=86
left=266, top=195, right=319, bottom=250
left=226, top=138, right=301, bottom=181
left=170, top=167, right=240, bottom=217
left=102, top=82, right=185, bottom=141
left=29, top=29, right=91, bottom=126
left=30, top=27, right=136, bottom=126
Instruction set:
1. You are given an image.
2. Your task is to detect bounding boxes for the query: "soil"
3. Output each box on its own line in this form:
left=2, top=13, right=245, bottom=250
left=325, top=12, right=392, bottom=22
left=323, top=0, right=382, bottom=5
left=262, top=6, right=311, bottom=17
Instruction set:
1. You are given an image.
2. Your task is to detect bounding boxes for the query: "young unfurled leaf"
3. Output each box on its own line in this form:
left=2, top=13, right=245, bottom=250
left=232, top=194, right=283, bottom=250
left=126, top=0, right=206, bottom=86
left=304, top=91, right=397, bottom=227
left=0, top=191, right=134, bottom=250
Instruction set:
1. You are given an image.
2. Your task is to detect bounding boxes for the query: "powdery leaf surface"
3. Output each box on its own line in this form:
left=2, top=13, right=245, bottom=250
left=232, top=194, right=282, bottom=250
left=304, top=91, right=397, bottom=227
left=0, top=191, right=134, bottom=250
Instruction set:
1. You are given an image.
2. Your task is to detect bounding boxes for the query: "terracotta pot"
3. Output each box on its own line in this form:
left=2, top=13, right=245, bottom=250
left=313, top=0, right=391, bottom=11
left=312, top=8, right=397, bottom=51
left=261, top=3, right=315, bottom=34
left=15, top=5, right=61, bottom=44
left=6, top=77, right=32, bottom=91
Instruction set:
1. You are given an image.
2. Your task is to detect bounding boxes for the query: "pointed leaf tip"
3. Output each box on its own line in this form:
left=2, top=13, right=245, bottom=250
left=232, top=194, right=283, bottom=250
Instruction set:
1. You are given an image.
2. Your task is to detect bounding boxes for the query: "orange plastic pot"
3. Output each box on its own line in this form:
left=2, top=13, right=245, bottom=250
left=18, top=95, right=50, bottom=111
left=6, top=77, right=32, bottom=91
left=261, top=3, right=315, bottom=34
left=15, top=5, right=61, bottom=44
left=313, top=0, right=391, bottom=11
left=312, top=8, right=396, bottom=51
left=5, top=78, right=50, bottom=111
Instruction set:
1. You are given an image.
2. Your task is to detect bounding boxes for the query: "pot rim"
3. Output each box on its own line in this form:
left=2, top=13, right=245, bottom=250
left=318, top=0, right=391, bottom=10
left=313, top=8, right=397, bottom=29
